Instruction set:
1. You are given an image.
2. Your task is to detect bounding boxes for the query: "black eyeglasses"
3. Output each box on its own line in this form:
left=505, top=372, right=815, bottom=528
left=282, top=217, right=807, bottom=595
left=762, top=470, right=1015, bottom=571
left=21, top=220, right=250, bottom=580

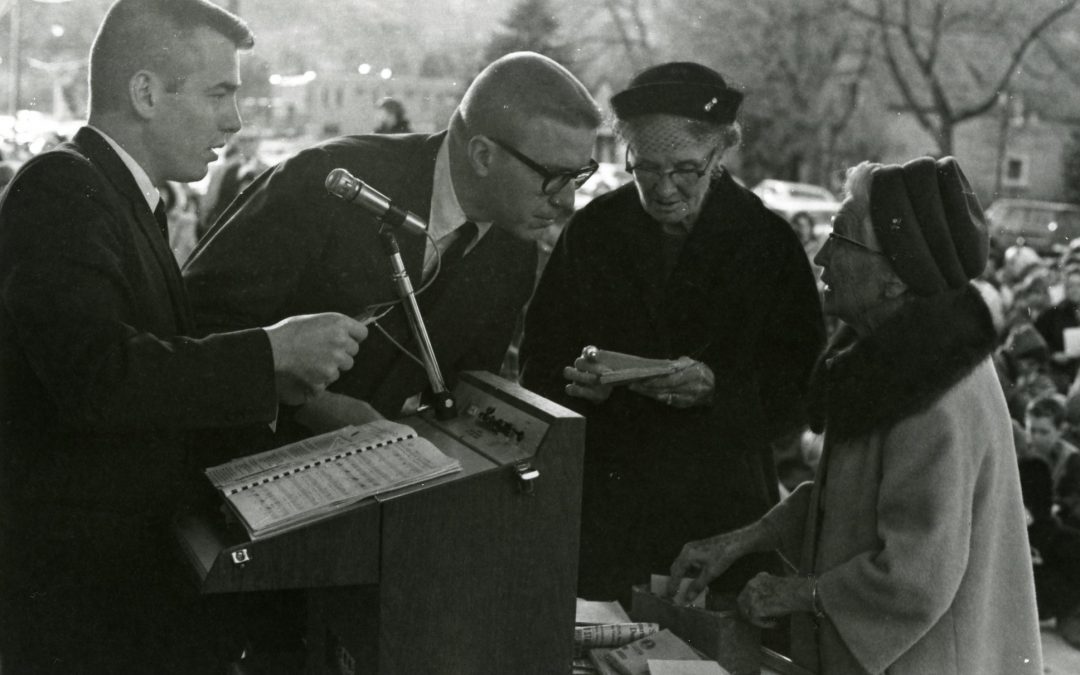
left=489, top=137, right=599, bottom=196
left=625, top=147, right=717, bottom=188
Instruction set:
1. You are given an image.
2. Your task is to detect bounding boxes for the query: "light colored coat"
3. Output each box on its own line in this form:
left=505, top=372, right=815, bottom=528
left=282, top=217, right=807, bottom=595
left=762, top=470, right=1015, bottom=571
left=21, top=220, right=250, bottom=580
left=763, top=358, right=1042, bottom=674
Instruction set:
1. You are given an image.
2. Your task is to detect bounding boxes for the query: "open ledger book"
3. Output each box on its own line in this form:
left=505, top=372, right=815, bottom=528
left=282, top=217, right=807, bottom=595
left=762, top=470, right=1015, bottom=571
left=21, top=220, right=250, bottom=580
left=205, top=420, right=461, bottom=540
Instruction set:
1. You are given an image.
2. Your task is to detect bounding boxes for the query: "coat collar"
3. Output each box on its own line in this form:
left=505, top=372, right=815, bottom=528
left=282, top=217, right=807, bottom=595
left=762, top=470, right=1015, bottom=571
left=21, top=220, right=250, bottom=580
left=74, top=127, right=152, bottom=208
left=808, top=284, right=997, bottom=441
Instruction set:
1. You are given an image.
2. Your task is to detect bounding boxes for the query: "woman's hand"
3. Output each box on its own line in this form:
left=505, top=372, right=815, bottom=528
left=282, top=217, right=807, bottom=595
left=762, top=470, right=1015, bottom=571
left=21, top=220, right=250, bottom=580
left=630, top=357, right=714, bottom=408
left=737, top=573, right=815, bottom=628
left=667, top=530, right=746, bottom=605
left=562, top=347, right=615, bottom=404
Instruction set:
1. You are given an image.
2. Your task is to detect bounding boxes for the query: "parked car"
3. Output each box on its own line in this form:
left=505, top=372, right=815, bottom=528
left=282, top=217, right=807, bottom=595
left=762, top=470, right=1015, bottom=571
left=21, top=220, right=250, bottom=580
left=752, top=179, right=841, bottom=238
left=986, top=198, right=1080, bottom=257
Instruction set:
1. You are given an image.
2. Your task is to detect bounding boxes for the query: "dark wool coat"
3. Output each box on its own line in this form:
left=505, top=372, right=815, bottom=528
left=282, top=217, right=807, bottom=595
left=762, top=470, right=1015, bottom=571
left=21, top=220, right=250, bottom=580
left=0, top=127, right=278, bottom=513
left=184, top=132, right=538, bottom=419
left=763, top=285, right=1043, bottom=674
left=0, top=127, right=278, bottom=671
left=521, top=173, right=825, bottom=603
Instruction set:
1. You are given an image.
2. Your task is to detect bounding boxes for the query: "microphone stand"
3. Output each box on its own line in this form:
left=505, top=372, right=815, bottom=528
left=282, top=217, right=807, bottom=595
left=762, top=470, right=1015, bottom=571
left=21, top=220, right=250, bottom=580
left=376, top=224, right=457, bottom=420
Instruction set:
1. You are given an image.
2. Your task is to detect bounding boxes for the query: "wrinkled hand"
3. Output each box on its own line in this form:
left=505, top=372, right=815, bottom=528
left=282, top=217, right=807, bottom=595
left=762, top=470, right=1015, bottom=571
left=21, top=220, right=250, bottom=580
left=563, top=346, right=615, bottom=404
left=737, top=572, right=813, bottom=628
left=666, top=531, right=746, bottom=605
left=630, top=357, right=714, bottom=408
left=264, top=313, right=368, bottom=405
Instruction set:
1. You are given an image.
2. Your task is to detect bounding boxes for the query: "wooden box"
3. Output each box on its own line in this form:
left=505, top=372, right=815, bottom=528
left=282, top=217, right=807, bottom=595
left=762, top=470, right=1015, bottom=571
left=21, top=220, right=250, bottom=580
left=630, top=585, right=761, bottom=675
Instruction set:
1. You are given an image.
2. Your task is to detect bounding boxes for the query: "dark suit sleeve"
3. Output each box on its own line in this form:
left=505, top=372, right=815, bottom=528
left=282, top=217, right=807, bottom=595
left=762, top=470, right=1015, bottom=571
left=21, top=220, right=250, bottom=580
left=183, top=149, right=336, bottom=332
left=0, top=155, right=277, bottom=431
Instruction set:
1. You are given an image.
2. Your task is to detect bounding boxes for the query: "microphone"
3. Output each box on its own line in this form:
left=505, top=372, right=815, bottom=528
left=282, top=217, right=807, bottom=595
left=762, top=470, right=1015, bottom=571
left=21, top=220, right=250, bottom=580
left=325, top=168, right=428, bottom=236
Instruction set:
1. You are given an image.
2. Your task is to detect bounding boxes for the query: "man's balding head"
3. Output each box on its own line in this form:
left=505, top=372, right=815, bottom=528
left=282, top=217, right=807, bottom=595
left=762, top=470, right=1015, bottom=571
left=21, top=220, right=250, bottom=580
left=453, top=52, right=601, bottom=145
left=448, top=52, right=599, bottom=240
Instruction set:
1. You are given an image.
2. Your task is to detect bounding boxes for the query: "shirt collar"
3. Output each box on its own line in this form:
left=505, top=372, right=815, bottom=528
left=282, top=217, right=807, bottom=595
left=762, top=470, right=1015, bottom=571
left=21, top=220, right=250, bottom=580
left=429, top=136, right=492, bottom=243
left=87, top=125, right=161, bottom=212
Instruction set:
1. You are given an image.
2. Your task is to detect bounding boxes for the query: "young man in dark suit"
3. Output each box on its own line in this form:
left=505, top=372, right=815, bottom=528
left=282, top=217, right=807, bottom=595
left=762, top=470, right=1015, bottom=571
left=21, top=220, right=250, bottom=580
left=0, top=1, right=369, bottom=671
left=184, top=51, right=602, bottom=432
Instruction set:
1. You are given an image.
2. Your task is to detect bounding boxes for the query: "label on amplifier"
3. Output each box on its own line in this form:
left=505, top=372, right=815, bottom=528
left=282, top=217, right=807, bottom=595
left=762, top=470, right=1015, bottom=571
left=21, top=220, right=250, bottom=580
left=436, top=380, right=550, bottom=465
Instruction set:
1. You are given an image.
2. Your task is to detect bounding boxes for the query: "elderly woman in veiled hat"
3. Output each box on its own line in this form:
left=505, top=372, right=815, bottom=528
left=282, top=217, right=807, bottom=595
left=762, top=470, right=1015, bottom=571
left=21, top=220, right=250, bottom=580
left=668, top=157, right=1043, bottom=674
left=520, top=62, right=825, bottom=605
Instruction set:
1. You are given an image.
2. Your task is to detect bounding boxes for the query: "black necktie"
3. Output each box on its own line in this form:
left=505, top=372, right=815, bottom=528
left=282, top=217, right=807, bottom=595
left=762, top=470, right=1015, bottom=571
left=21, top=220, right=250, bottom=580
left=153, top=200, right=169, bottom=240
left=440, top=221, right=477, bottom=275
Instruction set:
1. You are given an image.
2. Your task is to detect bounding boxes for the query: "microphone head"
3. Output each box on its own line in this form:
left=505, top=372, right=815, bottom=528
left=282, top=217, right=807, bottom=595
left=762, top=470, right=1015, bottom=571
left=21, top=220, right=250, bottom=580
left=325, top=168, right=360, bottom=201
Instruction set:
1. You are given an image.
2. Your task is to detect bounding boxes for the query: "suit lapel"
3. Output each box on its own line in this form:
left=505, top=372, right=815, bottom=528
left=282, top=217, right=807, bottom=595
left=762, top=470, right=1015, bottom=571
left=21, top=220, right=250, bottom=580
left=74, top=128, right=194, bottom=331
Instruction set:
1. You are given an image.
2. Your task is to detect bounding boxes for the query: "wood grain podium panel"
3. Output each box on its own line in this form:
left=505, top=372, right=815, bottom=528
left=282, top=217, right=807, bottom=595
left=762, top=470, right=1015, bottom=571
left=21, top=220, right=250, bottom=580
left=176, top=500, right=382, bottom=592
left=178, top=372, right=585, bottom=674
left=374, top=374, right=584, bottom=674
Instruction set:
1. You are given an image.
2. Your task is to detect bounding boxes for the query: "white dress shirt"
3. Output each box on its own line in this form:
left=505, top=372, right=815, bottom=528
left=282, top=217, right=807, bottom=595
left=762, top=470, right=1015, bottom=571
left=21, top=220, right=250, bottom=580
left=422, top=137, right=492, bottom=281
left=87, top=125, right=162, bottom=213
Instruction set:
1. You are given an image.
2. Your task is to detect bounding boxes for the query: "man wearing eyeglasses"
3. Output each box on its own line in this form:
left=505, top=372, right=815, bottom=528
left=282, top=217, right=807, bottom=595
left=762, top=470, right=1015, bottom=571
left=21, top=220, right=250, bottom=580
left=520, top=62, right=825, bottom=605
left=184, top=51, right=601, bottom=431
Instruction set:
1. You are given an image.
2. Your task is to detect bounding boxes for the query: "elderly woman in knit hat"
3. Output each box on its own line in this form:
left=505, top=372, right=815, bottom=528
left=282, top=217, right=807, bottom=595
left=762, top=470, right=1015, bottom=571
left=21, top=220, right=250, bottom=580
left=520, top=62, right=824, bottom=605
left=668, top=157, right=1043, bottom=674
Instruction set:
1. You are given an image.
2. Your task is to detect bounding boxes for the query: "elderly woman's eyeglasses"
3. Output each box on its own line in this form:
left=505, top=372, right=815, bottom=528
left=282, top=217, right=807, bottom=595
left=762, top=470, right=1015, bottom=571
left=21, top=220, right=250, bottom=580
left=489, top=137, right=599, bottom=196
left=826, top=228, right=888, bottom=256
left=625, top=147, right=717, bottom=188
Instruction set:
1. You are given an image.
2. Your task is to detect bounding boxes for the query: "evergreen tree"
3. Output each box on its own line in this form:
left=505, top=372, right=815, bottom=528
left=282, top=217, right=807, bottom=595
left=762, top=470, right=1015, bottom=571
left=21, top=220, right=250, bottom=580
left=483, top=0, right=574, bottom=69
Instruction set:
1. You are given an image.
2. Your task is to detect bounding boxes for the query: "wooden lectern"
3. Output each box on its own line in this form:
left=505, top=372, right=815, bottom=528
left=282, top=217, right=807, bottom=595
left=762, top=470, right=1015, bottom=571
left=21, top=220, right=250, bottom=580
left=175, top=372, right=585, bottom=674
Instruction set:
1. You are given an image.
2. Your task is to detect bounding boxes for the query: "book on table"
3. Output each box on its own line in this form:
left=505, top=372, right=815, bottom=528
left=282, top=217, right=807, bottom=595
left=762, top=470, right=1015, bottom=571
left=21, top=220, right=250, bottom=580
left=205, top=419, right=461, bottom=539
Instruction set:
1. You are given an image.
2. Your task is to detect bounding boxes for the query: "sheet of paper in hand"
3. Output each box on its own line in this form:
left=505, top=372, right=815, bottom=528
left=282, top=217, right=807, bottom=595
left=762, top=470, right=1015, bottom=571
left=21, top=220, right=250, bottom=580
left=585, top=346, right=683, bottom=385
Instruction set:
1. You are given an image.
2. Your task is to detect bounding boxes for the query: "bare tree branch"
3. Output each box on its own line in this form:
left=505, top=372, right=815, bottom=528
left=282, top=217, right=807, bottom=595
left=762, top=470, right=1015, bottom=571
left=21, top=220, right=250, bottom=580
left=1031, top=35, right=1080, bottom=87
left=625, top=0, right=657, bottom=65
left=955, top=0, right=1080, bottom=120
left=875, top=0, right=939, bottom=137
left=925, top=0, right=947, bottom=68
left=601, top=0, right=646, bottom=71
left=964, top=60, right=988, bottom=88
left=828, top=34, right=875, bottom=137
left=899, top=0, right=924, bottom=65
